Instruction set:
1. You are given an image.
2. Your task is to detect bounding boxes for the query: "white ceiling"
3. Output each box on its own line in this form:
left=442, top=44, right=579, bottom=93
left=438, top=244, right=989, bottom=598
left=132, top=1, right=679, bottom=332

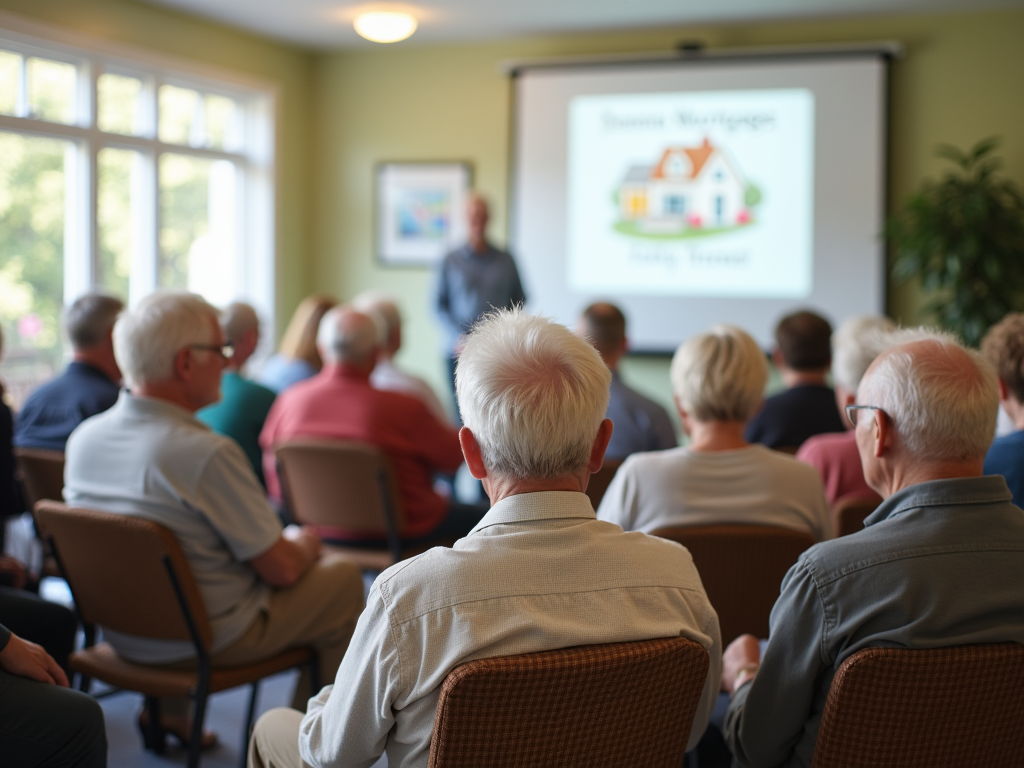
left=139, top=0, right=1024, bottom=50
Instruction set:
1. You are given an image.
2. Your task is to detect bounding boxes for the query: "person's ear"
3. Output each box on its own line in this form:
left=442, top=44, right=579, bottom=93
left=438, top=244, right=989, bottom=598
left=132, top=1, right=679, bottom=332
left=174, top=347, right=193, bottom=381
left=459, top=427, right=488, bottom=479
left=588, top=418, right=614, bottom=474
left=872, top=409, right=891, bottom=458
left=998, top=377, right=1009, bottom=402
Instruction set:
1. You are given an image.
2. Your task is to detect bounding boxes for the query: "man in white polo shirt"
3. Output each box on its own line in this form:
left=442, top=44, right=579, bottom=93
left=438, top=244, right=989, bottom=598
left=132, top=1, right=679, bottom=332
left=64, top=291, right=364, bottom=751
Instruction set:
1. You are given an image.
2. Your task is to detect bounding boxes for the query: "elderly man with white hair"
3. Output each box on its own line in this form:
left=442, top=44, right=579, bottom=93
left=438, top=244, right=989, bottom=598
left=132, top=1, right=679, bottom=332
left=720, top=330, right=1024, bottom=768
left=259, top=307, right=472, bottom=544
left=64, top=291, right=364, bottom=751
left=247, top=308, right=722, bottom=768
left=796, top=314, right=896, bottom=504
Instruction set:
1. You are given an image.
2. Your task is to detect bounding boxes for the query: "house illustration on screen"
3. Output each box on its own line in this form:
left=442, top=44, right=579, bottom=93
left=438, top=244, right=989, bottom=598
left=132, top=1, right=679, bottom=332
left=618, top=138, right=756, bottom=234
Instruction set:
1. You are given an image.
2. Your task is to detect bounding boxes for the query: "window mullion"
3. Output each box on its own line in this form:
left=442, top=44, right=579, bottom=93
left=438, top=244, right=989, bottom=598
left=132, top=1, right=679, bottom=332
left=15, top=52, right=27, bottom=117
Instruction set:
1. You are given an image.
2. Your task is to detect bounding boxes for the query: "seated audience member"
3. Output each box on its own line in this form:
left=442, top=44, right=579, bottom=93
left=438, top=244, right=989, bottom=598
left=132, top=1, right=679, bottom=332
left=256, top=294, right=336, bottom=393
left=577, top=302, right=676, bottom=460
left=1, top=588, right=105, bottom=767
left=15, top=293, right=123, bottom=451
left=981, top=313, right=1024, bottom=506
left=260, top=308, right=478, bottom=543
left=197, top=302, right=276, bottom=486
left=744, top=310, right=846, bottom=450
left=64, top=292, right=364, bottom=748
left=351, top=290, right=448, bottom=422
left=598, top=325, right=832, bottom=541
left=796, top=315, right=896, bottom=504
left=721, top=330, right=1024, bottom=768
left=248, top=308, right=722, bottom=768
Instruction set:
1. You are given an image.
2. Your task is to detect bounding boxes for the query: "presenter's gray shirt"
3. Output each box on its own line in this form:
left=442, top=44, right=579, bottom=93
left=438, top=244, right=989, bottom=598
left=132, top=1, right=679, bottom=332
left=64, top=392, right=282, bottom=663
left=724, top=476, right=1024, bottom=768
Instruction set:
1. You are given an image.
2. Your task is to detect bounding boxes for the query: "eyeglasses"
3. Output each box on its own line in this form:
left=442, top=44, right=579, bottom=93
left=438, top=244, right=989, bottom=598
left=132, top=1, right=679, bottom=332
left=845, top=404, right=886, bottom=427
left=187, top=342, right=235, bottom=361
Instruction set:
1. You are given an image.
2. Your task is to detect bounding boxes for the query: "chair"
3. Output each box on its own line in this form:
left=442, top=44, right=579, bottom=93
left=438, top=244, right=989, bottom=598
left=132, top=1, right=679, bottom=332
left=14, top=447, right=65, bottom=510
left=275, top=439, right=444, bottom=570
left=34, top=501, right=318, bottom=768
left=584, top=458, right=622, bottom=510
left=813, top=643, right=1024, bottom=767
left=651, top=525, right=815, bottom=644
left=428, top=636, right=710, bottom=768
left=831, top=494, right=881, bottom=537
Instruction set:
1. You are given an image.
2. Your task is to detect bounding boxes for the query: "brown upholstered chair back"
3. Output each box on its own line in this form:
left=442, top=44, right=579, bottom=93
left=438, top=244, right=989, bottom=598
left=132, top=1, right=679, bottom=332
left=34, top=501, right=212, bottom=649
left=275, top=440, right=405, bottom=538
left=428, top=636, right=709, bottom=768
left=831, top=494, right=881, bottom=538
left=813, top=643, right=1024, bottom=767
left=584, top=459, right=622, bottom=511
left=651, top=524, right=815, bottom=644
left=14, top=447, right=65, bottom=510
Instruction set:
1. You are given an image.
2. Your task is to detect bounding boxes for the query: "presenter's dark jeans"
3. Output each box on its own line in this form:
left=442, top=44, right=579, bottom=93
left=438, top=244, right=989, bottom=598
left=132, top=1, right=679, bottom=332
left=0, top=586, right=77, bottom=671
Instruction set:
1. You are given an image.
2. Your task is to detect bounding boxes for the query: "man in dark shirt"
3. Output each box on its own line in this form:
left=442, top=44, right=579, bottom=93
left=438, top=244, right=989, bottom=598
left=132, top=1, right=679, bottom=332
left=15, top=294, right=123, bottom=452
left=745, top=310, right=845, bottom=450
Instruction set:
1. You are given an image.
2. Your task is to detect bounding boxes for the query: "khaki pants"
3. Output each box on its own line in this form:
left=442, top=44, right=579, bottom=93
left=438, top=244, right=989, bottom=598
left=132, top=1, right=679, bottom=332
left=163, top=553, right=364, bottom=715
left=248, top=707, right=309, bottom=768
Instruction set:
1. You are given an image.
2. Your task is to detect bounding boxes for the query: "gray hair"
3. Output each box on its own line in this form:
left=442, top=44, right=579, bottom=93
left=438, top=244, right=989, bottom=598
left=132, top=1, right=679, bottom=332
left=831, top=315, right=897, bottom=394
left=113, top=292, right=218, bottom=389
left=220, top=302, right=260, bottom=344
left=670, top=325, right=768, bottom=423
left=456, top=308, right=611, bottom=480
left=351, top=291, right=401, bottom=348
left=316, top=307, right=378, bottom=366
left=858, top=328, right=999, bottom=462
left=65, top=293, right=124, bottom=350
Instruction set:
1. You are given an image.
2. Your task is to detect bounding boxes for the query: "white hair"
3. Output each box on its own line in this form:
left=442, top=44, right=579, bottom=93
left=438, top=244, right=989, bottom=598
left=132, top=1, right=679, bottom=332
left=670, top=325, right=768, bottom=423
left=220, top=302, right=260, bottom=344
left=456, top=308, right=611, bottom=480
left=351, top=291, right=401, bottom=348
left=858, top=328, right=999, bottom=462
left=831, top=315, right=898, bottom=394
left=316, top=307, right=378, bottom=366
left=113, top=292, right=218, bottom=389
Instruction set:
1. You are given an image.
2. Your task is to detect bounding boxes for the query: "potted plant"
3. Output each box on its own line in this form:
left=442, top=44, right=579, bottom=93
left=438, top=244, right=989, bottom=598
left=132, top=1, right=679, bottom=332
left=887, top=137, right=1024, bottom=346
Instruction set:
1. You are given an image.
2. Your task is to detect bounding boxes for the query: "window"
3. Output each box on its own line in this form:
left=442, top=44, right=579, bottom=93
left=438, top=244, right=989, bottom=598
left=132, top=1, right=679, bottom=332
left=0, top=19, right=274, bottom=406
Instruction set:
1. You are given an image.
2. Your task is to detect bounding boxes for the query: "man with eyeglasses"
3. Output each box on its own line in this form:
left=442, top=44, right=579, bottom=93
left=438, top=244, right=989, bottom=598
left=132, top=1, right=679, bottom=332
left=718, top=329, right=1024, bottom=768
left=63, top=291, right=364, bottom=753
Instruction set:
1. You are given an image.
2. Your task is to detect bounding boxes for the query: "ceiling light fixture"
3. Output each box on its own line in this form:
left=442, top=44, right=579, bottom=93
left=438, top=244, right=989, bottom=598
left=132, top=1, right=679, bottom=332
left=354, top=11, right=418, bottom=43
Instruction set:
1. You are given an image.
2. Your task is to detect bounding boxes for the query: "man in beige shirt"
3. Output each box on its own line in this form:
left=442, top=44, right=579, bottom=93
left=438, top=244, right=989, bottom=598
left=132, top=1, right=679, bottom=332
left=249, top=308, right=722, bottom=768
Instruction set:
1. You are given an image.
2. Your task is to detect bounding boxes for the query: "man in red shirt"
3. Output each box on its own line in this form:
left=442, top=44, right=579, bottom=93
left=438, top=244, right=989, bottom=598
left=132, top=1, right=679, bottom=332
left=260, top=308, right=478, bottom=542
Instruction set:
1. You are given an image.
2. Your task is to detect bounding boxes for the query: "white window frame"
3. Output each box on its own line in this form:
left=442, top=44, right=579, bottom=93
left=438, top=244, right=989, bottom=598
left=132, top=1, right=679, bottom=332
left=0, top=10, right=276, bottom=333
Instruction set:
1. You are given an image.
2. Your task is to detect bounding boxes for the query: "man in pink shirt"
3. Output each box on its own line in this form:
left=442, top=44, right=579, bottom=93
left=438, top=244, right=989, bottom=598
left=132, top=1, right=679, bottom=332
left=260, top=308, right=479, bottom=542
left=797, top=315, right=895, bottom=504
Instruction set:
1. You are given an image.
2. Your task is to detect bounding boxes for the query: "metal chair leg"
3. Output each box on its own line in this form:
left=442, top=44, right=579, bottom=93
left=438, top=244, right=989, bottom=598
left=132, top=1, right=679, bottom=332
left=188, top=689, right=209, bottom=768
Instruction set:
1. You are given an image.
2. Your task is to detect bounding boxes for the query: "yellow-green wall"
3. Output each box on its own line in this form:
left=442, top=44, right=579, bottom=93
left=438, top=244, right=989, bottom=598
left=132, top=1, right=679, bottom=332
left=312, top=9, right=1024, bottom=419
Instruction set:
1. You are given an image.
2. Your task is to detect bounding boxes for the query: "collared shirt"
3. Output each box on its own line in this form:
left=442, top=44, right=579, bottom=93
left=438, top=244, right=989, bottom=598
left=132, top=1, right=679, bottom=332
left=300, top=491, right=722, bottom=768
left=724, top=475, right=1024, bottom=768
left=604, top=370, right=677, bottom=460
left=598, top=444, right=833, bottom=541
left=256, top=354, right=317, bottom=394
left=64, top=392, right=282, bottom=663
left=371, top=359, right=449, bottom=424
left=984, top=429, right=1024, bottom=507
left=259, top=366, right=464, bottom=539
left=434, top=243, right=526, bottom=354
left=197, top=371, right=277, bottom=486
left=796, top=429, right=876, bottom=505
left=744, top=385, right=846, bottom=450
left=14, top=362, right=120, bottom=451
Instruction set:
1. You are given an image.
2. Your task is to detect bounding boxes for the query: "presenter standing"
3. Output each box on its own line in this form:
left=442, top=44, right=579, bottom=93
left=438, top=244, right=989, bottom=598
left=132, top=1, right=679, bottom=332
left=434, top=194, right=526, bottom=420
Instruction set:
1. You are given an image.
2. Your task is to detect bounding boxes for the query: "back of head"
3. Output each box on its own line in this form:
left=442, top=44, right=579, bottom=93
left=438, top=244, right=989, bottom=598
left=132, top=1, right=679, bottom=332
left=670, top=325, right=768, bottom=423
left=832, top=315, right=898, bottom=394
left=66, top=293, right=125, bottom=351
left=457, top=308, right=611, bottom=480
left=981, top=313, right=1024, bottom=404
left=858, top=329, right=999, bottom=462
left=775, top=310, right=833, bottom=371
left=579, top=302, right=626, bottom=360
left=316, top=307, right=379, bottom=367
left=220, top=302, right=260, bottom=344
left=351, top=290, right=401, bottom=348
left=279, top=294, right=337, bottom=369
left=114, top=292, right=218, bottom=390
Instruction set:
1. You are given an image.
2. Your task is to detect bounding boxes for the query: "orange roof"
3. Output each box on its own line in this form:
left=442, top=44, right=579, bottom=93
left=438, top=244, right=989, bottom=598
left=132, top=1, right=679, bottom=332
left=651, top=137, right=714, bottom=180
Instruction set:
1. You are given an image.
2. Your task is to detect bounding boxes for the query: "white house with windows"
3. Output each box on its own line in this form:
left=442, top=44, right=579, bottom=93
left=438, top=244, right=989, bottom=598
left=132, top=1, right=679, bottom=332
left=619, top=138, right=750, bottom=233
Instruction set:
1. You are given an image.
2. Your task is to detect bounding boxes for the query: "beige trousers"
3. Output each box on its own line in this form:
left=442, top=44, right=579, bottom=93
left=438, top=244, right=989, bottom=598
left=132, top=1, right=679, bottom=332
left=163, top=553, right=364, bottom=715
left=248, top=707, right=309, bottom=768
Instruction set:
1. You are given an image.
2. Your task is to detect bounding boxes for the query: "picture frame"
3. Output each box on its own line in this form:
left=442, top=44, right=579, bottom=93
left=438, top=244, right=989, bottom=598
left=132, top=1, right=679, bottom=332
left=375, top=161, right=473, bottom=267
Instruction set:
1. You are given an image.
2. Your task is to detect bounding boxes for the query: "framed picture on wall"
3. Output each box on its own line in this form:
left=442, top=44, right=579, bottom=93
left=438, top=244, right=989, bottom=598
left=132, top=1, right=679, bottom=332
left=375, top=161, right=473, bottom=267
